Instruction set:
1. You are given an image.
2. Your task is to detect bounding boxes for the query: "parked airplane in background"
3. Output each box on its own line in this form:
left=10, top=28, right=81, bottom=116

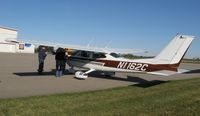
left=22, top=35, right=194, bottom=79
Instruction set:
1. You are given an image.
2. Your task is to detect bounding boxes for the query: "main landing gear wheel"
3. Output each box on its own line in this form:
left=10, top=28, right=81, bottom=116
left=68, top=68, right=75, bottom=74
left=75, top=71, right=88, bottom=79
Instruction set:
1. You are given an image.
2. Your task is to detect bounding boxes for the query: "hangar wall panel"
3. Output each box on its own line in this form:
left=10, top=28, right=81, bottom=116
left=0, top=27, right=18, bottom=42
left=0, top=44, right=16, bottom=53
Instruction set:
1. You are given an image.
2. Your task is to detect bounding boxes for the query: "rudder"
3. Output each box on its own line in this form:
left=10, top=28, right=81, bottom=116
left=155, top=35, right=194, bottom=64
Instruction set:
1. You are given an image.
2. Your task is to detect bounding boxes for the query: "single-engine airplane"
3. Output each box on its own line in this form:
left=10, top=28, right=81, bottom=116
left=21, top=34, right=194, bottom=79
left=66, top=35, right=194, bottom=79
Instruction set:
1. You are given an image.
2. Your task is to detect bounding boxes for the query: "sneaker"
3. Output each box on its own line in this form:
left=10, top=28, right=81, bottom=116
left=59, top=71, right=62, bottom=77
left=56, top=71, right=59, bottom=77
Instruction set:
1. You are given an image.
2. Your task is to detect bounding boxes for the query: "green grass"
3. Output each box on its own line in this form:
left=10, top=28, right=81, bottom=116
left=0, top=78, right=200, bottom=116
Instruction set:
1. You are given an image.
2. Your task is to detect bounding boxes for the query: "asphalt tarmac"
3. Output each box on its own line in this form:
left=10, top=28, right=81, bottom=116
left=0, top=53, right=200, bottom=99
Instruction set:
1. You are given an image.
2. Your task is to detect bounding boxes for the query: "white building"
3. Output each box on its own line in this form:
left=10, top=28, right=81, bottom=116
left=0, top=26, right=35, bottom=53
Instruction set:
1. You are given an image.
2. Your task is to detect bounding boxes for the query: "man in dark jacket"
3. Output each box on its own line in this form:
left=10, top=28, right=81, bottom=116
left=55, top=47, right=66, bottom=77
left=38, top=47, right=47, bottom=74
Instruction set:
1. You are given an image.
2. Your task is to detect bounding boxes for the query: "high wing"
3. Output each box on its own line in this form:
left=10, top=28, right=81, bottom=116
left=19, top=39, right=145, bottom=54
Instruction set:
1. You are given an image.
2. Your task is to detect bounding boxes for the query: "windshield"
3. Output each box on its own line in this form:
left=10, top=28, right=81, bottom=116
left=71, top=50, right=81, bottom=56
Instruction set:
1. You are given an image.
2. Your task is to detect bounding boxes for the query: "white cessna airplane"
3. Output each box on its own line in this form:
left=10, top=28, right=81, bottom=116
left=22, top=34, right=194, bottom=79
left=66, top=35, right=194, bottom=79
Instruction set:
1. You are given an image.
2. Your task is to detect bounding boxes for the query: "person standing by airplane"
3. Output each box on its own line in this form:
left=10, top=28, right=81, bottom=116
left=63, top=49, right=68, bottom=74
left=38, top=47, right=47, bottom=75
left=55, top=47, right=66, bottom=77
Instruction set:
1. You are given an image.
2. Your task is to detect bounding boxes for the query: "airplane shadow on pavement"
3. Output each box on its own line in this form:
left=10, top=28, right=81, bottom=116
left=13, top=69, right=72, bottom=77
left=184, top=69, right=200, bottom=74
left=89, top=72, right=168, bottom=88
left=132, top=80, right=167, bottom=88
left=13, top=70, right=167, bottom=88
left=14, top=72, right=54, bottom=77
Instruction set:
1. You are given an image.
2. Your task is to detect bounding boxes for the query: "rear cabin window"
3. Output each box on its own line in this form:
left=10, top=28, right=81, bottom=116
left=110, top=53, right=120, bottom=58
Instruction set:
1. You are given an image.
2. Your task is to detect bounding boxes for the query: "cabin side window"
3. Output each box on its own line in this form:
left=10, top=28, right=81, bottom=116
left=71, top=50, right=106, bottom=59
left=110, top=53, right=120, bottom=58
left=81, top=51, right=89, bottom=57
left=93, top=52, right=106, bottom=58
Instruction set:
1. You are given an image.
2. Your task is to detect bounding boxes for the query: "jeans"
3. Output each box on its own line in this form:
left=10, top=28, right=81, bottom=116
left=56, top=60, right=65, bottom=71
left=38, top=58, right=45, bottom=72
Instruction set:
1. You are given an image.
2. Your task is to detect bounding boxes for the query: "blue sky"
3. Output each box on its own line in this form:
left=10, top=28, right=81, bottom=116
left=0, top=0, right=199, bottom=58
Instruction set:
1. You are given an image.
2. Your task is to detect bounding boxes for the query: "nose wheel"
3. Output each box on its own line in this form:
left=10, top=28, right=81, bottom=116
left=75, top=71, right=88, bottom=79
left=75, top=69, right=95, bottom=79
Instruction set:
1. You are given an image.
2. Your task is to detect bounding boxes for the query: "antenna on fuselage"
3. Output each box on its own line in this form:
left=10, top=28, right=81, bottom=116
left=105, top=40, right=113, bottom=48
left=87, top=37, right=95, bottom=48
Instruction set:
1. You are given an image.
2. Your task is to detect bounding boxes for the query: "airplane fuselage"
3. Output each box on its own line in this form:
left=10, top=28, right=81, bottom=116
left=66, top=35, right=194, bottom=78
left=67, top=55, right=178, bottom=74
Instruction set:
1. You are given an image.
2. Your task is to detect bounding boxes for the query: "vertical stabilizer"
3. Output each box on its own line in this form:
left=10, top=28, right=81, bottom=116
left=155, top=35, right=194, bottom=64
